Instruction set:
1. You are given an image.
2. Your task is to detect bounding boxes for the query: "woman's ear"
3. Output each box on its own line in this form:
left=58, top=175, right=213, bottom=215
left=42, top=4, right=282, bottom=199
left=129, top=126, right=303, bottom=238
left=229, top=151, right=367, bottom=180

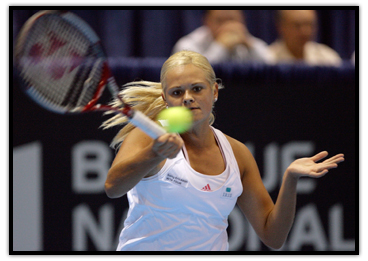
left=161, top=93, right=166, bottom=102
left=213, top=83, right=219, bottom=102
left=161, top=93, right=168, bottom=108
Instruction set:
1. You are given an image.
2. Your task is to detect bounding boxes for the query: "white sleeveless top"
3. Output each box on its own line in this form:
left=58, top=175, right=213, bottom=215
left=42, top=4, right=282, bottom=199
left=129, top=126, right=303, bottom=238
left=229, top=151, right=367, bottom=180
left=117, top=127, right=243, bottom=251
left=182, top=128, right=228, bottom=191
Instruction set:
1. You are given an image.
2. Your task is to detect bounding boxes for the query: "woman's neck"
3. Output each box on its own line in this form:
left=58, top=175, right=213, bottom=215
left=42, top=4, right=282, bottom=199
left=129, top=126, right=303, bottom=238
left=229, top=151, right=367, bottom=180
left=180, top=124, right=215, bottom=150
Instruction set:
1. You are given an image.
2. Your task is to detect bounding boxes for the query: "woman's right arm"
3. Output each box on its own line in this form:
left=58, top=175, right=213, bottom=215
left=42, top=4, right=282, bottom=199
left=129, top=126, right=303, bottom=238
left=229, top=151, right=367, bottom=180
left=104, top=127, right=183, bottom=198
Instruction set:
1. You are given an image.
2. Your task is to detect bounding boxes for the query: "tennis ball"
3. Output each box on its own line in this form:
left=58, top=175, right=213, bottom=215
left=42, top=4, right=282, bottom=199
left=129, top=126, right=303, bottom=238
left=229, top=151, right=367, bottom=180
left=157, top=106, right=193, bottom=133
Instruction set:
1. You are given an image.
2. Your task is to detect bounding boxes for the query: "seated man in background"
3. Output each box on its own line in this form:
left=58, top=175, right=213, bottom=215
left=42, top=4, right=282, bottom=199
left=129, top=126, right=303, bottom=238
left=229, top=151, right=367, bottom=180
left=269, top=10, right=342, bottom=66
left=172, top=10, right=273, bottom=64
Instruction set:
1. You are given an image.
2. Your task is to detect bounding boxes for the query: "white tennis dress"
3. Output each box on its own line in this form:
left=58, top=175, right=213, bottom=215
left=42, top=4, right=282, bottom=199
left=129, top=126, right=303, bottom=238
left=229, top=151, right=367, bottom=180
left=116, top=127, right=243, bottom=251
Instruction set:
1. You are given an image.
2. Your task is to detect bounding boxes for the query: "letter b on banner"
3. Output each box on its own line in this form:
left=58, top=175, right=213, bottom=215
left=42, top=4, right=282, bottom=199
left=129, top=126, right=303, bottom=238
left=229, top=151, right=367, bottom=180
left=72, top=141, right=112, bottom=193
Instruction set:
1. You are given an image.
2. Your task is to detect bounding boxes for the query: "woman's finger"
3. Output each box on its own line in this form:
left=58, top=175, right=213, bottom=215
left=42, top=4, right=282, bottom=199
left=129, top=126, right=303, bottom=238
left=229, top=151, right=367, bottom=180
left=323, top=154, right=345, bottom=164
left=310, top=151, right=328, bottom=162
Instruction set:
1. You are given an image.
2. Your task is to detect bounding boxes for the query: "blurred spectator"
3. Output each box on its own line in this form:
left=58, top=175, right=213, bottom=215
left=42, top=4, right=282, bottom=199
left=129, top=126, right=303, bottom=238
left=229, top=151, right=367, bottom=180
left=269, top=10, right=342, bottom=66
left=172, top=10, right=273, bottom=63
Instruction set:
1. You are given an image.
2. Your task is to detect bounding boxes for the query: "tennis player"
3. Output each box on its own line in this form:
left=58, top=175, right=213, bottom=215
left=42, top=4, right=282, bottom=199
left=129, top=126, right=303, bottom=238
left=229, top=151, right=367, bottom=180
left=102, top=50, right=344, bottom=251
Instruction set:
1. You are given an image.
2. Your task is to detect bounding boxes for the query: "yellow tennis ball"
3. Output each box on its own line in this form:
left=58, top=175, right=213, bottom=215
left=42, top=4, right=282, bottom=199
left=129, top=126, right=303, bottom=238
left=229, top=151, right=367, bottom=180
left=157, top=107, right=193, bottom=133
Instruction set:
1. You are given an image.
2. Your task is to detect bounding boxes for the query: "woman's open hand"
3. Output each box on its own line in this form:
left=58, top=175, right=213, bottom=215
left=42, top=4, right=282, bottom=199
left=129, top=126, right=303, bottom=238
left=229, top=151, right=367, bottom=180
left=286, top=151, right=345, bottom=179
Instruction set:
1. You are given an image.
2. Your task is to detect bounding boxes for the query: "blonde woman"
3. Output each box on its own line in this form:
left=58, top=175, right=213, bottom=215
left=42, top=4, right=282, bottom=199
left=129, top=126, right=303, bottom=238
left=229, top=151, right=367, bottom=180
left=103, top=51, right=344, bottom=251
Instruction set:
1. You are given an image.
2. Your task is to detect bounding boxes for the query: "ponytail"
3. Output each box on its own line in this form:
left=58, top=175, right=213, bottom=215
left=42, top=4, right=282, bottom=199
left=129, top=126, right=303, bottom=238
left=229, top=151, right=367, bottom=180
left=101, top=81, right=165, bottom=149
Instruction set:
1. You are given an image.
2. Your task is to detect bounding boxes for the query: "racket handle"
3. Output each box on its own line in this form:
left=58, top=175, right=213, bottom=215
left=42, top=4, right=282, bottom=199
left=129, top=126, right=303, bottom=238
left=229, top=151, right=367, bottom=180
left=129, top=110, right=166, bottom=139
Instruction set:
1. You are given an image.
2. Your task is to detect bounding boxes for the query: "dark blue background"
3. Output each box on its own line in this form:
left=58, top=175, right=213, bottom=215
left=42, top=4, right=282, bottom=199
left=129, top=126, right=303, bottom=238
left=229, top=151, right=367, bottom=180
left=12, top=8, right=356, bottom=60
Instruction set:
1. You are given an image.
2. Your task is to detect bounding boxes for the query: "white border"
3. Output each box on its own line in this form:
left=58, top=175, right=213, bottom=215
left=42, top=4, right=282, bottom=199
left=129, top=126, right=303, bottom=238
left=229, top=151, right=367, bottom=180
left=5, top=1, right=364, bottom=261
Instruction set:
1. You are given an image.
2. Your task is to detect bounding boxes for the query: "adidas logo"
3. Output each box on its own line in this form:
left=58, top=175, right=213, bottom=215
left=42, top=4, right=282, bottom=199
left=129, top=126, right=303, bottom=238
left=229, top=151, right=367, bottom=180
left=201, top=184, right=212, bottom=191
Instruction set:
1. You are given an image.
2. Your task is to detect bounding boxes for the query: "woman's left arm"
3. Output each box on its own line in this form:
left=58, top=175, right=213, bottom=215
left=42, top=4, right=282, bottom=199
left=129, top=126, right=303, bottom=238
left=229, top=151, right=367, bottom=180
left=232, top=137, right=344, bottom=249
left=265, top=151, right=344, bottom=248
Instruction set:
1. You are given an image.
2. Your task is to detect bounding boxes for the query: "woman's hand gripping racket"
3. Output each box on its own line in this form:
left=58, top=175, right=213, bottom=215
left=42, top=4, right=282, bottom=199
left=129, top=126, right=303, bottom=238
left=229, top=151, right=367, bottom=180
left=14, top=10, right=166, bottom=139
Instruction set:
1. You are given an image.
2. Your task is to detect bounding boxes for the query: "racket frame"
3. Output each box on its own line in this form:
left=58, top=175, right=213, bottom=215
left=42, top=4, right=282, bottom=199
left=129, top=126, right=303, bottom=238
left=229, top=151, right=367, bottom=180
left=15, top=10, right=166, bottom=139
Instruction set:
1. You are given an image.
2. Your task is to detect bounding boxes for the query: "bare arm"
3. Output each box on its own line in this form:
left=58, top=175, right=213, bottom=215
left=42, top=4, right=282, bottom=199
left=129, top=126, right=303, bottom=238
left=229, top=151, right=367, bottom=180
left=232, top=140, right=277, bottom=248
left=105, top=127, right=183, bottom=198
left=264, top=151, right=344, bottom=248
left=230, top=137, right=344, bottom=249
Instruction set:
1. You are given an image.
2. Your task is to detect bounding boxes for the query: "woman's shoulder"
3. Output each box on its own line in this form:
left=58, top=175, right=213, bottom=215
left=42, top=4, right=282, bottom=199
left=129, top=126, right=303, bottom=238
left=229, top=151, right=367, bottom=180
left=223, top=134, right=252, bottom=157
left=211, top=128, right=249, bottom=154
left=219, top=132, right=259, bottom=177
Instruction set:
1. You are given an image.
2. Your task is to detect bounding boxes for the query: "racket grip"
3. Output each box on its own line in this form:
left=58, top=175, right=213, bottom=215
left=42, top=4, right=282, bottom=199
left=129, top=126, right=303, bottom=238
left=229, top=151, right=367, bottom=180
left=129, top=110, right=166, bottom=139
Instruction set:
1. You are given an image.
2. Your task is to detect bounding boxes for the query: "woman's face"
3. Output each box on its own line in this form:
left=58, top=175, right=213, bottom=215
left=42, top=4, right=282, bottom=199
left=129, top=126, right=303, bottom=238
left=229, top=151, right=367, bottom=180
left=163, top=64, right=218, bottom=125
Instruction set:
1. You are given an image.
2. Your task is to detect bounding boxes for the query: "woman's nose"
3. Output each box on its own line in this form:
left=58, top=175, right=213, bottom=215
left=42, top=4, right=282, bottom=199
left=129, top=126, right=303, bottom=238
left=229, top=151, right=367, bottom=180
left=183, top=91, right=194, bottom=105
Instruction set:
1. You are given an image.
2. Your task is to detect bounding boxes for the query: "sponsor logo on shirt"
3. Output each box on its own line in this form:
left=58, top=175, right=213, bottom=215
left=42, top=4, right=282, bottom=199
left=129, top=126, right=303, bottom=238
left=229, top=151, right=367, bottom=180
left=165, top=173, right=189, bottom=187
left=201, top=184, right=212, bottom=191
left=221, top=187, right=233, bottom=198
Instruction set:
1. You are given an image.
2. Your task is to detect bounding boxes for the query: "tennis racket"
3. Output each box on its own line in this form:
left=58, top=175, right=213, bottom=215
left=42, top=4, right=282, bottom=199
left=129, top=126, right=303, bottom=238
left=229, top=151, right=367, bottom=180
left=14, top=10, right=166, bottom=139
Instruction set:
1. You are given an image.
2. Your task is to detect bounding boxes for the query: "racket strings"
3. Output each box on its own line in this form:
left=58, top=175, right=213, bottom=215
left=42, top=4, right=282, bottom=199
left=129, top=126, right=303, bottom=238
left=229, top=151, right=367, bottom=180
left=17, top=13, right=102, bottom=112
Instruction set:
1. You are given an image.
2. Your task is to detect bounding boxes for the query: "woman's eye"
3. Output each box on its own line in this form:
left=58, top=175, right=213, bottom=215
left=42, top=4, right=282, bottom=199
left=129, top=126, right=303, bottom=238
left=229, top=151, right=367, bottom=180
left=193, top=86, right=202, bottom=92
left=172, top=90, right=182, bottom=96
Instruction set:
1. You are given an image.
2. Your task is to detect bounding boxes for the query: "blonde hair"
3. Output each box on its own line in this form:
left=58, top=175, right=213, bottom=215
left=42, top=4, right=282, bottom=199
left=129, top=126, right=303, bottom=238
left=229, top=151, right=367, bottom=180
left=101, top=51, right=223, bottom=149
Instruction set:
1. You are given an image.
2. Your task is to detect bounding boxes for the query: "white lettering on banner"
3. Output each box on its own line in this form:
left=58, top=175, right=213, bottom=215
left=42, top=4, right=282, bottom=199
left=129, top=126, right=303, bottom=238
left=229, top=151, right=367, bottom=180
left=72, top=204, right=114, bottom=251
left=288, top=204, right=328, bottom=250
left=245, top=141, right=316, bottom=194
left=72, top=141, right=112, bottom=193
left=232, top=141, right=354, bottom=251
left=13, top=142, right=43, bottom=251
left=232, top=203, right=355, bottom=251
left=13, top=140, right=354, bottom=251
left=67, top=140, right=354, bottom=251
left=329, top=204, right=355, bottom=250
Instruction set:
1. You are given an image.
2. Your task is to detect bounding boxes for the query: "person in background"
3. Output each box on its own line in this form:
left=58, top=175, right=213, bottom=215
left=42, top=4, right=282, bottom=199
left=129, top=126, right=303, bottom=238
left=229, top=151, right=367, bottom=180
left=269, top=10, right=342, bottom=66
left=172, top=10, right=273, bottom=64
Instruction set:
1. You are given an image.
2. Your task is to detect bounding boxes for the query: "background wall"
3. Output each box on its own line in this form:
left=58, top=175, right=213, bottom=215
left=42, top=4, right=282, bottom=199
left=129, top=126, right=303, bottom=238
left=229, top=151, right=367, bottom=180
left=12, top=9, right=356, bottom=59
left=11, top=8, right=357, bottom=252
